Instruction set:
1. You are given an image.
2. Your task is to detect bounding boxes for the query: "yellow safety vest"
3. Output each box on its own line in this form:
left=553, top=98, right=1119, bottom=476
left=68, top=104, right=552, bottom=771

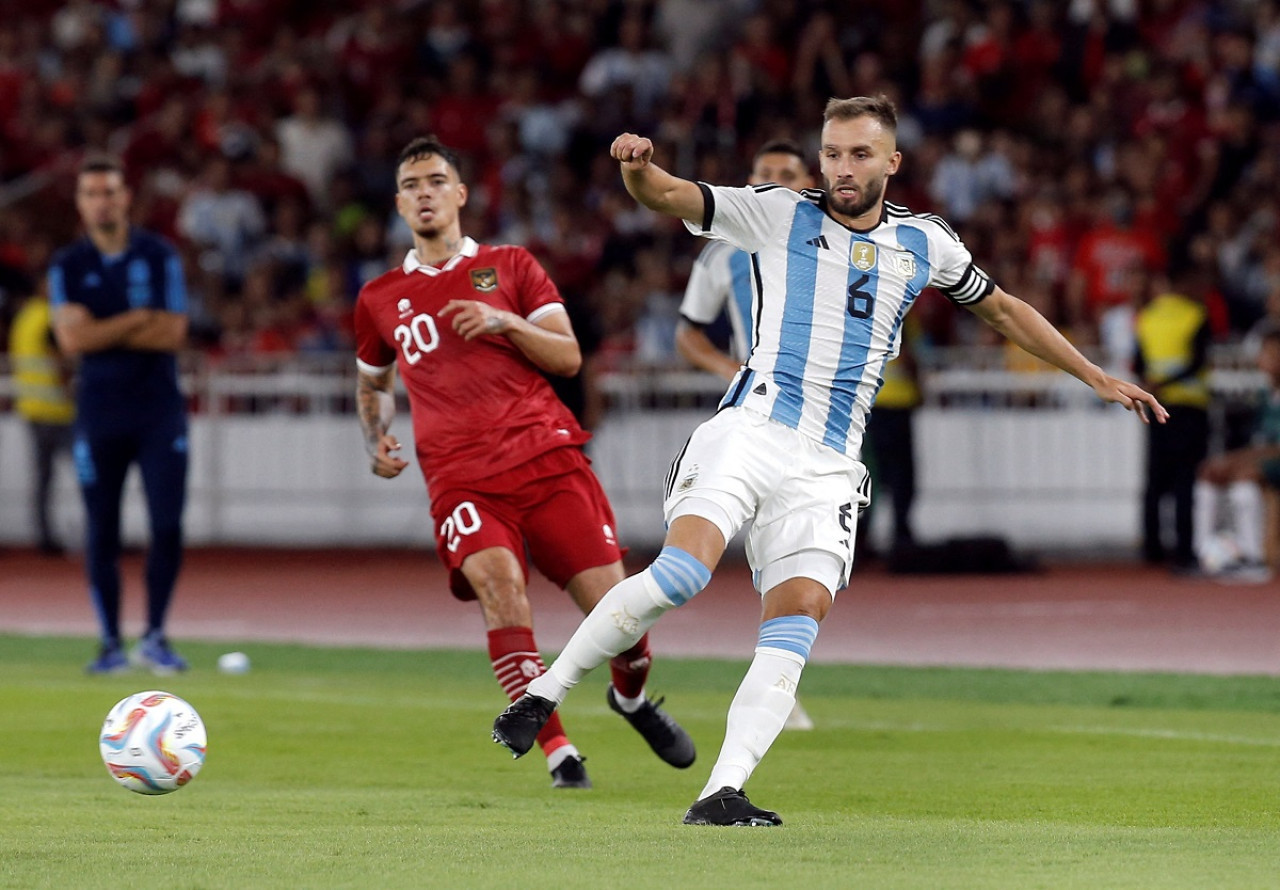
left=1134, top=292, right=1210, bottom=409
left=876, top=317, right=922, bottom=409
left=8, top=297, right=74, bottom=424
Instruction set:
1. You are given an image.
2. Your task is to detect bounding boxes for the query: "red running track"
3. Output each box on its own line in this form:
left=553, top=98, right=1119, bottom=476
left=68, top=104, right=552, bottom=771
left=1, top=547, right=1276, bottom=676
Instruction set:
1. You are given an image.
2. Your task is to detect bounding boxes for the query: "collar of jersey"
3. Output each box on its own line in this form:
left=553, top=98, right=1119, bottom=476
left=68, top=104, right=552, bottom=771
left=402, top=237, right=479, bottom=276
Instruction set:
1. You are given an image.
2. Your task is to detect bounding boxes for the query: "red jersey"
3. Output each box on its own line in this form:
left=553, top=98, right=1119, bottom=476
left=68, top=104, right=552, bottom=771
left=354, top=238, right=589, bottom=490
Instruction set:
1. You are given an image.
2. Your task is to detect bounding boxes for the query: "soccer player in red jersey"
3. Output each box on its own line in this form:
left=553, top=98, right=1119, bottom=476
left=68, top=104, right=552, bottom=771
left=353, top=136, right=694, bottom=788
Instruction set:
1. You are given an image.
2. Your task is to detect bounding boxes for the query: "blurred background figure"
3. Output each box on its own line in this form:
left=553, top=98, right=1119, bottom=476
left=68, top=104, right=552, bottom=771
left=49, top=155, right=192, bottom=674
left=676, top=139, right=814, bottom=381
left=1133, top=262, right=1214, bottom=573
left=1067, top=188, right=1167, bottom=373
left=1193, top=328, right=1280, bottom=582
left=9, top=286, right=75, bottom=555
left=863, top=314, right=924, bottom=556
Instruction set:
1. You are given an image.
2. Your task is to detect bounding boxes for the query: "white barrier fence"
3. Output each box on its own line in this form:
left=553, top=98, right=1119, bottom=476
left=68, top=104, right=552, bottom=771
left=0, top=353, right=1265, bottom=553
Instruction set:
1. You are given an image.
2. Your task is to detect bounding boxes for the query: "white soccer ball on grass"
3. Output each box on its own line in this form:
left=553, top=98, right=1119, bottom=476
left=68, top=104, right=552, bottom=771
left=99, top=690, right=207, bottom=795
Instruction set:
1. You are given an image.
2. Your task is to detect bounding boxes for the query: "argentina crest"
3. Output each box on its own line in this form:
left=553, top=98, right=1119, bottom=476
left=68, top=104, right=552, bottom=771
left=893, top=250, right=916, bottom=278
left=469, top=267, right=498, bottom=292
left=850, top=241, right=877, bottom=271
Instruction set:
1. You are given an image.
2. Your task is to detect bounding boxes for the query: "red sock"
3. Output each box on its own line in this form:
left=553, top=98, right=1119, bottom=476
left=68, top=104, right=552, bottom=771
left=488, top=627, right=570, bottom=756
left=609, top=633, right=652, bottom=699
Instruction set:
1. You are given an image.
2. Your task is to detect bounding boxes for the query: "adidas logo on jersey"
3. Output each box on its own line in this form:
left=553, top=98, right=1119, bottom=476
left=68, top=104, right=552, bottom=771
left=805, top=235, right=830, bottom=249
left=753, top=382, right=767, bottom=395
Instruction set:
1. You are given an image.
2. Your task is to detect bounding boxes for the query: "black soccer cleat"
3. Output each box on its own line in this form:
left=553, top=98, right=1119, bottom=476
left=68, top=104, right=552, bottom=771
left=492, top=693, right=556, bottom=758
left=606, top=685, right=696, bottom=769
left=549, top=754, right=592, bottom=789
left=682, top=787, right=782, bottom=826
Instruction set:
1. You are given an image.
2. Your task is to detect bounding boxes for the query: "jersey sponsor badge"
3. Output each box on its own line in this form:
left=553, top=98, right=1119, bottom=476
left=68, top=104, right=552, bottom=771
left=470, top=268, right=498, bottom=292
left=851, top=242, right=877, bottom=271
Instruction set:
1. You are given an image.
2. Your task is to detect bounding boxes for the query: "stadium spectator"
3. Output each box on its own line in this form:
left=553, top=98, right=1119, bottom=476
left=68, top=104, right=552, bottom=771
left=578, top=11, right=672, bottom=126
left=0, top=0, right=1278, bottom=377
left=1066, top=187, right=1167, bottom=366
left=929, top=128, right=1017, bottom=225
left=354, top=136, right=695, bottom=790
left=176, top=154, right=266, bottom=290
left=49, top=155, right=192, bottom=675
left=275, top=85, right=353, bottom=213
left=493, top=97, right=1166, bottom=827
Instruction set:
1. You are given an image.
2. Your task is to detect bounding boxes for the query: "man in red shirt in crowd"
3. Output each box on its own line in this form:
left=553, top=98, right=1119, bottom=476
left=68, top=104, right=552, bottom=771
left=1067, top=188, right=1167, bottom=367
left=353, top=136, right=694, bottom=788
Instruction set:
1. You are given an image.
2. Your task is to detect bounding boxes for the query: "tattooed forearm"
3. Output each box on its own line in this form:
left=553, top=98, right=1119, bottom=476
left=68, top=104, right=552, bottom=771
left=356, top=369, right=395, bottom=455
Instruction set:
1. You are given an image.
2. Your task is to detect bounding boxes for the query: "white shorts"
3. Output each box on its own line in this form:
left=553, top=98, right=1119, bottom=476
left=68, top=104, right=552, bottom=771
left=663, top=407, right=870, bottom=597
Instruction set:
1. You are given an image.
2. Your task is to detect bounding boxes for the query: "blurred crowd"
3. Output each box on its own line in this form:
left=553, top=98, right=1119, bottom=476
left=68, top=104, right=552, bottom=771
left=0, top=0, right=1279, bottom=371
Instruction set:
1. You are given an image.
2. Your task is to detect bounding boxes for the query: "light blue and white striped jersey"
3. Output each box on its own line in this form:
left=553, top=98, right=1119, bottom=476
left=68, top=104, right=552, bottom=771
left=685, top=183, right=993, bottom=458
left=679, top=239, right=755, bottom=360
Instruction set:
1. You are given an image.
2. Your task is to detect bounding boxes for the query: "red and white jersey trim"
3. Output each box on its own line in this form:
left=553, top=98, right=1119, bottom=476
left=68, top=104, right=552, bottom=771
left=401, top=237, right=481, bottom=276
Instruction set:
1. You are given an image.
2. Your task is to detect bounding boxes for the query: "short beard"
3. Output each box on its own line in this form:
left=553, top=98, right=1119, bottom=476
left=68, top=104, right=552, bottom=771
left=827, top=177, right=884, bottom=220
left=91, top=220, right=124, bottom=237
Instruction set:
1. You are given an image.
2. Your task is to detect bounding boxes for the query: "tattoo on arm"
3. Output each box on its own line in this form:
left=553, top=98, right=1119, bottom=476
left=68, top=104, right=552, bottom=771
left=356, top=370, right=395, bottom=455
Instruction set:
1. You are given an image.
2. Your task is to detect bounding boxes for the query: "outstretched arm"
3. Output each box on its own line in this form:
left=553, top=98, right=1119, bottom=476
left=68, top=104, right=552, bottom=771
left=611, top=133, right=706, bottom=224
left=356, top=365, right=409, bottom=478
left=967, top=286, right=1169, bottom=423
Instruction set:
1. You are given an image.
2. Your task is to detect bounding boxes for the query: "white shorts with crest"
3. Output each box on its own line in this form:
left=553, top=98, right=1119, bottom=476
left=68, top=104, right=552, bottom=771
left=663, top=406, right=870, bottom=597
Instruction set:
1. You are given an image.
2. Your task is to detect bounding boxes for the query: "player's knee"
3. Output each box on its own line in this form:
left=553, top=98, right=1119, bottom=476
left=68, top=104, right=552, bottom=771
left=756, top=615, right=820, bottom=663
left=646, top=545, right=712, bottom=607
left=474, top=578, right=530, bottom=628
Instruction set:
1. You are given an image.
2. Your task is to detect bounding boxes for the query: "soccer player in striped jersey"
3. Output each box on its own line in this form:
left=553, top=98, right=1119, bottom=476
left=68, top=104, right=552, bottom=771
left=494, top=96, right=1168, bottom=825
left=676, top=140, right=814, bottom=382
left=675, top=137, right=818, bottom=733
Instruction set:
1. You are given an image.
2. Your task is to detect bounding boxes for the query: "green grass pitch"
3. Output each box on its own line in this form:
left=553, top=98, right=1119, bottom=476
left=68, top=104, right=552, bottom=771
left=1, top=635, right=1278, bottom=889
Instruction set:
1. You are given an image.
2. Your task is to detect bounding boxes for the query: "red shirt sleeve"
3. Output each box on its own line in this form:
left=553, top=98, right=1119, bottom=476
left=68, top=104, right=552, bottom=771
left=513, top=247, right=564, bottom=320
left=353, top=291, right=397, bottom=370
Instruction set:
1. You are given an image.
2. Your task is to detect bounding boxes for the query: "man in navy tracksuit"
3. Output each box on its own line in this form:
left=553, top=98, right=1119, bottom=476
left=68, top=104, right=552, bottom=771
left=49, top=155, right=190, bottom=674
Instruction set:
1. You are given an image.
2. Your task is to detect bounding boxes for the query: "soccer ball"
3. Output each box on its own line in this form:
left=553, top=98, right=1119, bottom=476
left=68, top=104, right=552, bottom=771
left=99, top=690, right=207, bottom=795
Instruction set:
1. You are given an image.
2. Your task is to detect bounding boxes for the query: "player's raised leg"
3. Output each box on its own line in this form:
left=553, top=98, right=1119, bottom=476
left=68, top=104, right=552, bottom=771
left=493, top=516, right=721, bottom=757
left=565, top=563, right=696, bottom=768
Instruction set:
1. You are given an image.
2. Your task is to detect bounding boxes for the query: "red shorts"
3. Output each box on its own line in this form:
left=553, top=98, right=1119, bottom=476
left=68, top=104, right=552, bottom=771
left=429, top=446, right=625, bottom=601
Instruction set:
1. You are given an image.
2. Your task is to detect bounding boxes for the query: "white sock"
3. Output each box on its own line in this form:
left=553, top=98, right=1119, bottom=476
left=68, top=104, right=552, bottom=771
left=1228, top=481, right=1265, bottom=562
left=545, top=744, right=581, bottom=772
left=611, top=690, right=646, bottom=713
left=699, top=648, right=804, bottom=799
left=527, top=569, right=675, bottom=705
left=1193, top=480, right=1219, bottom=560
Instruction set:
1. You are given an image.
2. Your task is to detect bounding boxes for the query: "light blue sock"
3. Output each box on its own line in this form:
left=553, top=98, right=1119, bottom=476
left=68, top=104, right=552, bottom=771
left=700, top=615, right=819, bottom=797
